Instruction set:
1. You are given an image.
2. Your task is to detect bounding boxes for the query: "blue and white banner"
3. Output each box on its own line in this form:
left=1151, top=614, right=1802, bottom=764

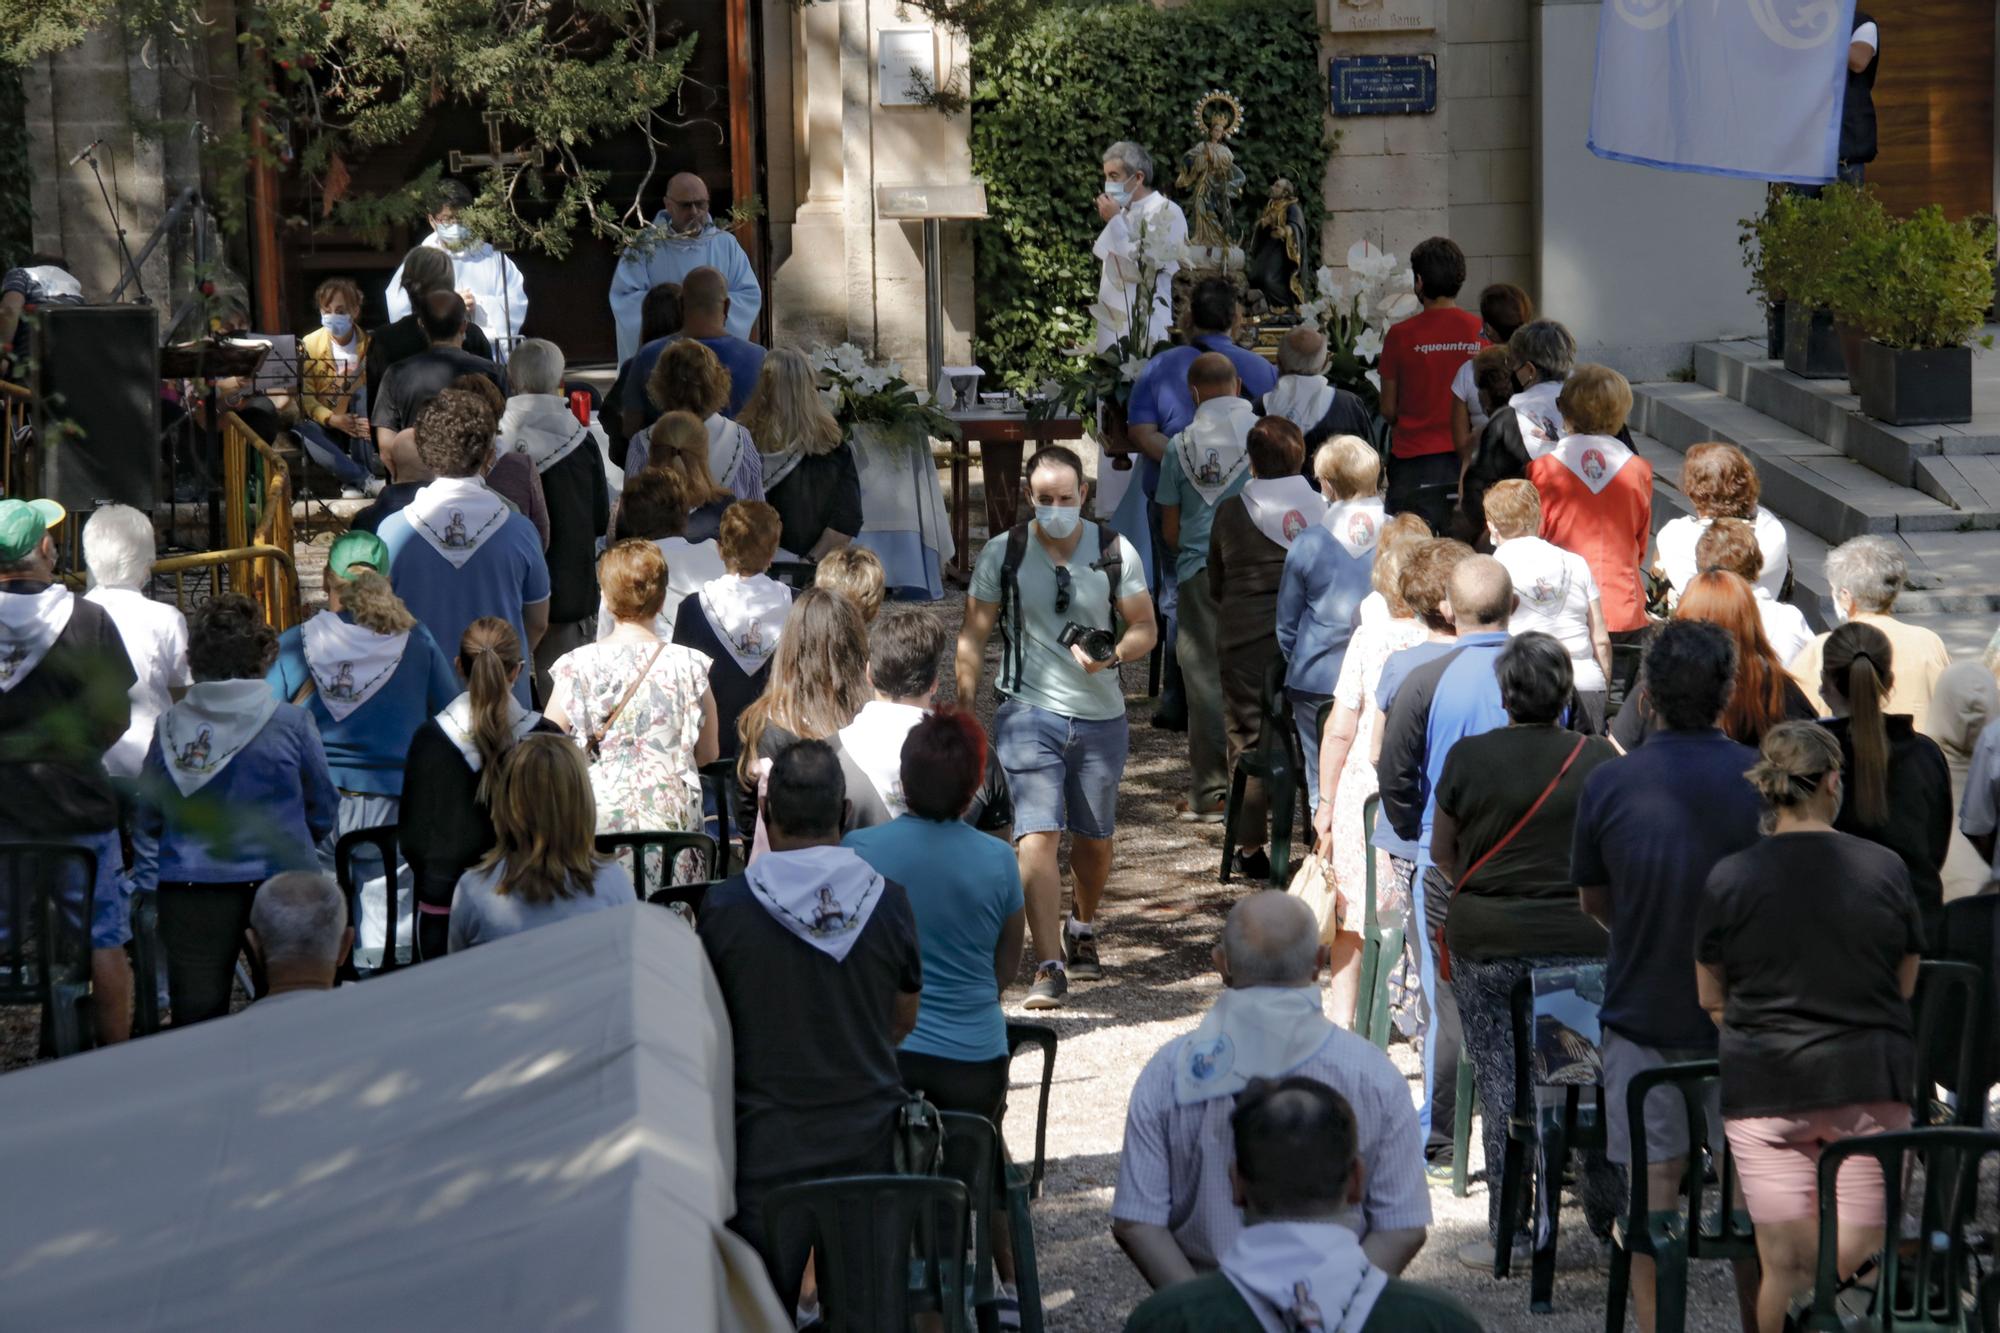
left=1588, top=0, right=1857, bottom=185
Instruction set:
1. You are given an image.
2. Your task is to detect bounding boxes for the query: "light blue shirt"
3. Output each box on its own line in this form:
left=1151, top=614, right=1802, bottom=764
left=1155, top=447, right=1247, bottom=586
left=845, top=816, right=1024, bottom=1063
left=1276, top=526, right=1378, bottom=697
left=378, top=509, right=551, bottom=708
left=265, top=617, right=460, bottom=796
left=607, top=220, right=762, bottom=361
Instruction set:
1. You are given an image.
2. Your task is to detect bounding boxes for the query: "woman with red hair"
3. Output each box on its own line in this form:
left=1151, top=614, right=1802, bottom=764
left=1611, top=570, right=1816, bottom=749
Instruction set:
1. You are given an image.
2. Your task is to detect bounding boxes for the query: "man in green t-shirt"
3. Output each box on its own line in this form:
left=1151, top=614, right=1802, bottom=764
left=957, top=446, right=1156, bottom=1009
left=1124, top=1076, right=1484, bottom=1333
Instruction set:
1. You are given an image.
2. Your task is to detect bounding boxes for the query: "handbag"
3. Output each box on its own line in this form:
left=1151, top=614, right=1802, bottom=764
left=586, top=642, right=665, bottom=761
left=1286, top=851, right=1345, bottom=946
left=1434, top=734, right=1589, bottom=982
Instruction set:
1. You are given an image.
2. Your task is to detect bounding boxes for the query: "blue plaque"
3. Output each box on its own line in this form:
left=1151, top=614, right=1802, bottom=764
left=1330, top=54, right=1437, bottom=117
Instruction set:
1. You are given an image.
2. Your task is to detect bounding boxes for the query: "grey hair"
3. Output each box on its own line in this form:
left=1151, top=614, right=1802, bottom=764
left=1220, top=892, right=1320, bottom=986
left=1278, top=327, right=1329, bottom=376
left=249, top=872, right=349, bottom=967
left=1103, top=141, right=1154, bottom=186
left=400, top=245, right=455, bottom=299
left=1508, top=319, right=1577, bottom=383
left=1825, top=534, right=1906, bottom=613
left=82, top=503, right=156, bottom=590
left=507, top=338, right=566, bottom=396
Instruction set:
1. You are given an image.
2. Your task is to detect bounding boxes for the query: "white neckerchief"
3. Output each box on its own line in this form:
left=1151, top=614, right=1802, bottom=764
left=1509, top=380, right=1566, bottom=460
left=1172, top=986, right=1335, bottom=1105
left=699, top=573, right=792, bottom=675
left=743, top=844, right=886, bottom=963
left=837, top=700, right=927, bottom=819
left=758, top=441, right=806, bottom=490
left=404, top=476, right=510, bottom=568
left=1545, top=432, right=1634, bottom=495
left=1221, top=1221, right=1388, bottom=1333
left=435, top=691, right=541, bottom=771
left=1321, top=498, right=1385, bottom=559
left=707, top=414, right=751, bottom=491
left=1173, top=396, right=1255, bottom=506
left=1263, top=375, right=1336, bottom=435
left=1239, top=477, right=1327, bottom=550
left=497, top=394, right=590, bottom=473
left=0, top=585, right=74, bottom=693
left=300, top=611, right=410, bottom=722
left=157, top=679, right=280, bottom=796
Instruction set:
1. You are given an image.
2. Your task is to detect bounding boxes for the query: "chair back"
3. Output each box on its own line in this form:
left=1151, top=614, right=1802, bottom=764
left=768, top=560, right=818, bottom=592
left=1255, top=654, right=1294, bottom=769
left=1354, top=793, right=1403, bottom=1050
left=1608, top=639, right=1647, bottom=715
left=1617, top=1060, right=1754, bottom=1262
left=1913, top=959, right=1989, bottom=1127
left=765, top=1174, right=970, bottom=1333
left=1527, top=962, right=1606, bottom=1088
left=1805, top=1127, right=2000, bottom=1332
left=0, top=841, right=96, bottom=1007
left=593, top=830, right=719, bottom=899
left=696, top=758, right=737, bottom=877
left=334, top=824, right=402, bottom=977
left=1006, top=1021, right=1058, bottom=1199
left=938, top=1112, right=999, bottom=1307
left=644, top=879, right=718, bottom=925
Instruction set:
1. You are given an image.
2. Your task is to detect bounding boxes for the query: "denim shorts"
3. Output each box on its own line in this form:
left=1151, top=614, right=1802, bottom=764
left=0, top=828, right=131, bottom=951
left=992, top=699, right=1128, bottom=841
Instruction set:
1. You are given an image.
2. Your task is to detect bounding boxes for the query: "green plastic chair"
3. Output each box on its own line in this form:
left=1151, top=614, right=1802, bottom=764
left=1911, top=959, right=1989, bottom=1127
left=0, top=842, right=98, bottom=1057
left=1352, top=794, right=1405, bottom=1051
left=765, top=1173, right=971, bottom=1333
left=1002, top=1021, right=1057, bottom=1333
left=938, top=1112, right=1001, bottom=1332
left=593, top=829, right=718, bottom=897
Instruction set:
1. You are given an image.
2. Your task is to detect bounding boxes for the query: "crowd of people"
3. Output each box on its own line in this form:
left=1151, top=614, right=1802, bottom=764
left=0, top=143, right=1994, bottom=1332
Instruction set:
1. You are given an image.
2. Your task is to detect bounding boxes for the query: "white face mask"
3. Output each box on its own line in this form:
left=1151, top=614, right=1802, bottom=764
left=435, top=221, right=471, bottom=248
left=1035, top=504, right=1082, bottom=539
left=1103, top=178, right=1133, bottom=207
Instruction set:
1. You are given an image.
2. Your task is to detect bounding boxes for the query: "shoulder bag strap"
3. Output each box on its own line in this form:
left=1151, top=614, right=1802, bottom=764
left=587, top=642, right=666, bottom=758
left=291, top=674, right=317, bottom=707
left=1436, top=734, right=1589, bottom=981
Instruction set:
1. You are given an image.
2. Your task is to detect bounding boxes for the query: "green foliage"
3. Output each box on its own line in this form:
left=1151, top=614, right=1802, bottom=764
left=1778, top=183, right=1891, bottom=320
left=0, top=62, right=28, bottom=271
left=1738, top=186, right=1803, bottom=307
left=1845, top=207, right=1998, bottom=351
left=968, top=0, right=1327, bottom=389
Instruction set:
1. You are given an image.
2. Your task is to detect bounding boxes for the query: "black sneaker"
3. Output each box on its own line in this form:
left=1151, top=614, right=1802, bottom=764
left=1232, top=848, right=1273, bottom=881
left=1063, top=928, right=1102, bottom=981
left=1022, top=963, right=1068, bottom=1010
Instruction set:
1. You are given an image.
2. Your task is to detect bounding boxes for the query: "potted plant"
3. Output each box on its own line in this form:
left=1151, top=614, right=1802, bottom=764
left=1782, top=184, right=1890, bottom=382
left=1297, top=240, right=1422, bottom=417
left=1740, top=188, right=1802, bottom=360
left=1848, top=207, right=1998, bottom=425
left=1047, top=215, right=1185, bottom=470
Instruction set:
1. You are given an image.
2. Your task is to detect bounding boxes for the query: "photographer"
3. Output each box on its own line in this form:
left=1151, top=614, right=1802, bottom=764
left=958, top=446, right=1156, bottom=1009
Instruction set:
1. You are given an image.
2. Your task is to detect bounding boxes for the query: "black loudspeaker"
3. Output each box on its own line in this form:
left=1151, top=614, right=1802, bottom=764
left=34, top=305, right=160, bottom=512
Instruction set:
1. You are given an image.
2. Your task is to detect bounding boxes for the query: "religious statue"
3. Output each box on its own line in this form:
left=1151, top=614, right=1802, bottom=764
left=1177, top=90, right=1246, bottom=259
left=1247, top=176, right=1310, bottom=314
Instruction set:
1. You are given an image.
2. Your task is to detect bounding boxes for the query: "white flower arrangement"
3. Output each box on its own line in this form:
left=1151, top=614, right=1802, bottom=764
left=808, top=342, right=957, bottom=450
left=1296, top=241, right=1419, bottom=397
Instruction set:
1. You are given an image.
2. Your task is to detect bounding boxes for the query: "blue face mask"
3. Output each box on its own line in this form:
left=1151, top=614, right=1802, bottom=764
left=320, top=312, right=354, bottom=339
left=1103, top=178, right=1132, bottom=207
left=435, top=222, right=470, bottom=248
left=1035, top=504, right=1082, bottom=539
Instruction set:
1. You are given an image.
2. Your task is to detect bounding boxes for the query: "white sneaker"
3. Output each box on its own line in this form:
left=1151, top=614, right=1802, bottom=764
left=340, top=485, right=367, bottom=499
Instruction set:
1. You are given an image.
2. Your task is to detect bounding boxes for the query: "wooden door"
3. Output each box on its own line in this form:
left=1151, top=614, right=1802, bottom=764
left=1864, top=1, right=1995, bottom=220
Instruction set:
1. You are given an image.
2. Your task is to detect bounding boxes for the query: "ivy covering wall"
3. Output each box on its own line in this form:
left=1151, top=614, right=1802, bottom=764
left=0, top=63, right=29, bottom=270
left=969, top=0, right=1327, bottom=388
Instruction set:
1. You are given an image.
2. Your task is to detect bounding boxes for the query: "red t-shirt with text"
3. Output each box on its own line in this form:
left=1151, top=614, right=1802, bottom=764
left=1378, top=305, right=1485, bottom=459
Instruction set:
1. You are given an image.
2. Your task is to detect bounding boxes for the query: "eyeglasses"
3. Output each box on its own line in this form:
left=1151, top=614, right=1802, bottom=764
left=1054, top=566, right=1073, bottom=615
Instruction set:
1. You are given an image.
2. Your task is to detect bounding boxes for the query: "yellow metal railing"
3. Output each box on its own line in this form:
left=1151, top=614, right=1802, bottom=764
left=220, top=410, right=295, bottom=608
left=1, top=381, right=29, bottom=496
left=152, top=543, right=302, bottom=632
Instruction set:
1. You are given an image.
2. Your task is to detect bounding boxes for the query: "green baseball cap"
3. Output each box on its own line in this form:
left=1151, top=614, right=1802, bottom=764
left=0, top=498, right=65, bottom=563
left=327, top=529, right=390, bottom=580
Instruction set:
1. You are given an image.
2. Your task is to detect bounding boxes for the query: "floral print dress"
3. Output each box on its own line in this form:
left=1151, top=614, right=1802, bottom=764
left=1327, top=614, right=1428, bottom=934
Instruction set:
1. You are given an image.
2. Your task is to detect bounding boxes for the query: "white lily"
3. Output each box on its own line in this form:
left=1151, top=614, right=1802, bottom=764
left=1119, top=356, right=1151, bottom=381
left=1353, top=326, right=1384, bottom=360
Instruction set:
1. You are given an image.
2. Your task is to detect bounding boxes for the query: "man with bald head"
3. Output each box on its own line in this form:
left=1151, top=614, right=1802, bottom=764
left=1112, top=891, right=1430, bottom=1289
left=618, top=265, right=768, bottom=436
left=1264, top=326, right=1375, bottom=458
left=609, top=173, right=763, bottom=360
left=1376, top=552, right=1524, bottom=1159
left=1158, top=351, right=1260, bottom=838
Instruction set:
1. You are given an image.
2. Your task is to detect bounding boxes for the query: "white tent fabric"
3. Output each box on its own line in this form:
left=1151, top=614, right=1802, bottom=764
left=0, top=905, right=789, bottom=1333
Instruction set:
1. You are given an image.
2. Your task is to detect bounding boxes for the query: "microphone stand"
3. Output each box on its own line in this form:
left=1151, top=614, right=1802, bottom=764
left=80, top=144, right=148, bottom=304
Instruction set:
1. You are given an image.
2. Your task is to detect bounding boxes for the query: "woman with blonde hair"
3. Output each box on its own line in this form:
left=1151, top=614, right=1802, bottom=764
left=734, top=585, right=869, bottom=825
left=644, top=408, right=735, bottom=541
left=400, top=618, right=562, bottom=959
left=267, top=529, right=457, bottom=963
left=738, top=347, right=862, bottom=560
left=447, top=734, right=638, bottom=950
left=633, top=340, right=764, bottom=504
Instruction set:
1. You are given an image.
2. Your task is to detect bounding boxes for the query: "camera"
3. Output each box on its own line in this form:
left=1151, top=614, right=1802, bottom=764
left=1058, top=621, right=1117, bottom=664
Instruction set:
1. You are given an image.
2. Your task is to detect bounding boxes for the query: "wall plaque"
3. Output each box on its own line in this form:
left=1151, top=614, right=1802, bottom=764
left=1323, top=0, right=1437, bottom=33
left=1330, top=54, right=1438, bottom=117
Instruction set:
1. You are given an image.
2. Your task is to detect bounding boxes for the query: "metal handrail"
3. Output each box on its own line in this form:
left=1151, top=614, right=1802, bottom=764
left=0, top=380, right=29, bottom=496
left=152, top=543, right=302, bottom=631
left=219, top=410, right=295, bottom=610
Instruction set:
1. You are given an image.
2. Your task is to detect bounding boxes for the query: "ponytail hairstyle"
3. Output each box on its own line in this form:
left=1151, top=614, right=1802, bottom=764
left=329, top=568, right=417, bottom=637
left=1821, top=620, right=1895, bottom=827
left=1745, top=720, right=1845, bottom=829
left=458, top=616, right=526, bottom=802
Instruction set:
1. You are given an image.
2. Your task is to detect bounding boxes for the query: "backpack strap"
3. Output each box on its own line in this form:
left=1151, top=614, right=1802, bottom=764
left=1094, top=521, right=1124, bottom=633
left=996, top=522, right=1033, bottom=696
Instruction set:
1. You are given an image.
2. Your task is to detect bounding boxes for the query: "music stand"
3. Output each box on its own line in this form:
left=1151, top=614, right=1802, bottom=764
left=160, top=339, right=269, bottom=551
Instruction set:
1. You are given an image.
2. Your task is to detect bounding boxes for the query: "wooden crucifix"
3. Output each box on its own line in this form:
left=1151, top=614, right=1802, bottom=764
left=448, top=111, right=546, bottom=174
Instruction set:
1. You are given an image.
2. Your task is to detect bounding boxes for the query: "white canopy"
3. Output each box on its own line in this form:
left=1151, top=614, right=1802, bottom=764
left=0, top=904, right=788, bottom=1332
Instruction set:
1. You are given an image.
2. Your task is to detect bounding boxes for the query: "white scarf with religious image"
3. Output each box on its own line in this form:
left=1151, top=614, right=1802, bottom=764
left=699, top=572, right=793, bottom=675
left=0, top=585, right=73, bottom=693
left=708, top=413, right=754, bottom=490
left=1545, top=432, right=1634, bottom=496
left=1321, top=497, right=1385, bottom=559
left=434, top=691, right=542, bottom=771
left=1172, top=986, right=1335, bottom=1105
left=1239, top=476, right=1327, bottom=551
left=837, top=700, right=927, bottom=819
left=1262, top=374, right=1335, bottom=436
left=1172, top=395, right=1255, bottom=506
left=1509, top=379, right=1566, bottom=460
left=1221, top=1221, right=1389, bottom=1333
left=497, top=394, right=590, bottom=473
left=300, top=611, right=409, bottom=722
left=743, top=843, right=886, bottom=963
left=156, top=679, right=280, bottom=796
left=404, top=476, right=510, bottom=568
